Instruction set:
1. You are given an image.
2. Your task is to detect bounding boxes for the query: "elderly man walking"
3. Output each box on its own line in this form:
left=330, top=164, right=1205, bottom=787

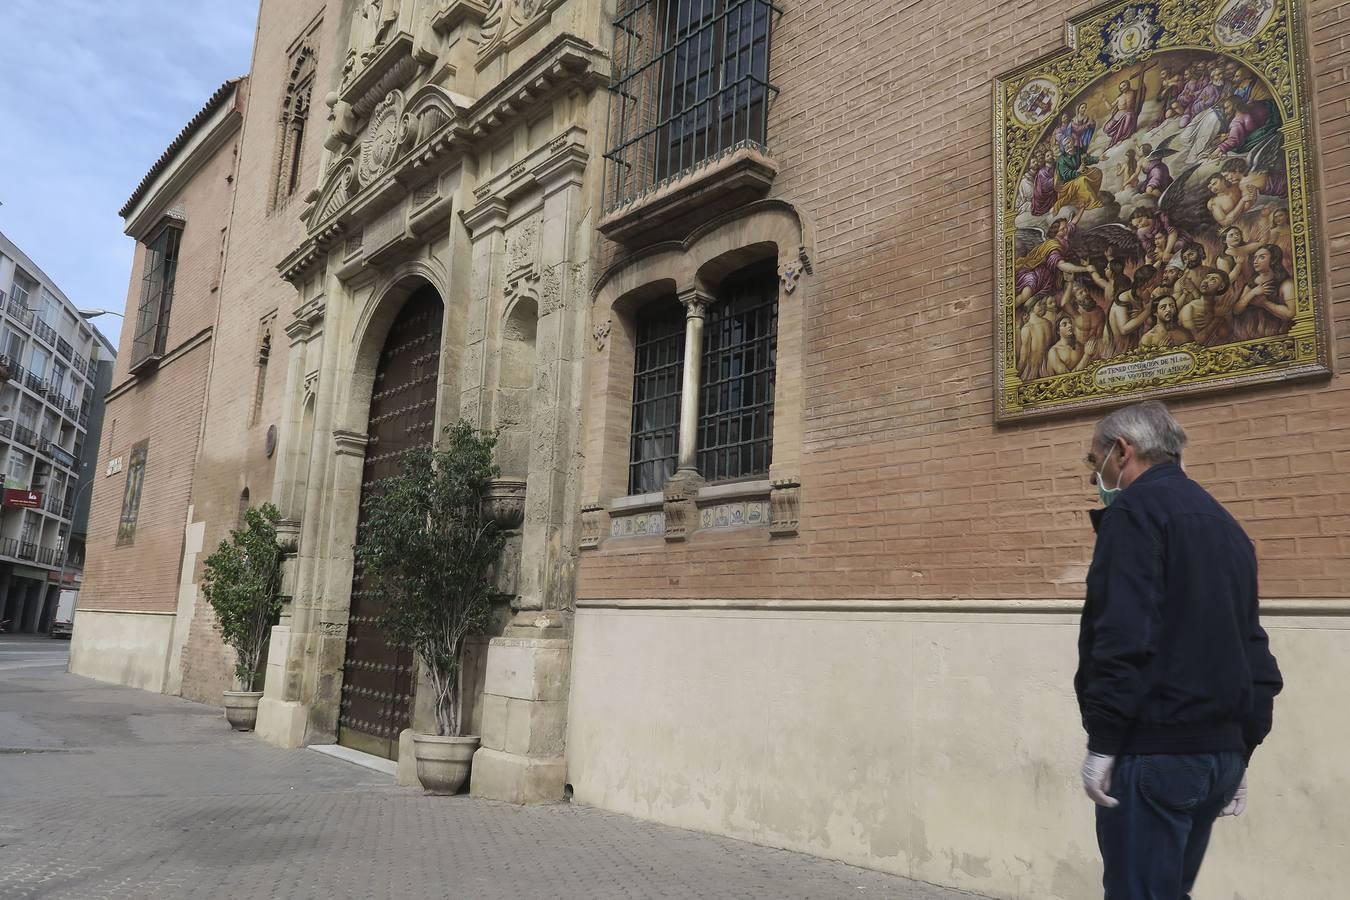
left=1076, top=401, right=1282, bottom=899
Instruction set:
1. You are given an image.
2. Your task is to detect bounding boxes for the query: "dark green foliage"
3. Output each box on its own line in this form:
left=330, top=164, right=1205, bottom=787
left=200, top=503, right=283, bottom=690
left=354, top=421, right=504, bottom=736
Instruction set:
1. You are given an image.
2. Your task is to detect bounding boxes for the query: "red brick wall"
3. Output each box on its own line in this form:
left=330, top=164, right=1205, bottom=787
left=81, top=116, right=240, bottom=614
left=579, top=0, right=1350, bottom=601
left=176, top=0, right=339, bottom=703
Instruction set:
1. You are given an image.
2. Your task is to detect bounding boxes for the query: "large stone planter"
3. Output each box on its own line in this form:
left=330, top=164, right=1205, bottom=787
left=413, top=733, right=481, bottom=794
left=223, top=690, right=264, bottom=731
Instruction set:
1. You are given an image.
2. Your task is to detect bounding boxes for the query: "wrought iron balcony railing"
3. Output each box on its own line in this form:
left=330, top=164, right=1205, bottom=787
left=605, top=0, right=780, bottom=212
left=55, top=337, right=73, bottom=361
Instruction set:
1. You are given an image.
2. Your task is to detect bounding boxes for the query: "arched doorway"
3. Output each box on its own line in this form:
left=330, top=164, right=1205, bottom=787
left=338, top=284, right=444, bottom=759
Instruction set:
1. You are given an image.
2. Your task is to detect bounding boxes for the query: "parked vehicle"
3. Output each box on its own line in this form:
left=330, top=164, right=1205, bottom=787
left=50, top=589, right=77, bottom=639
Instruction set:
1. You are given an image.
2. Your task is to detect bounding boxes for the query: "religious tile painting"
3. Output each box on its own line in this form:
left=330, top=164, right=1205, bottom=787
left=993, top=0, right=1329, bottom=422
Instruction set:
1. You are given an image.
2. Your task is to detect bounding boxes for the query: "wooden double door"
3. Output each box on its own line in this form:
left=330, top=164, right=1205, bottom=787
left=337, top=287, right=443, bottom=759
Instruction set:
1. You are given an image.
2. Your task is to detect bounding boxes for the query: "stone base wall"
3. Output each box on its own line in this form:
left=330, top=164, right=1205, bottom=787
left=567, top=602, right=1349, bottom=900
left=68, top=609, right=177, bottom=693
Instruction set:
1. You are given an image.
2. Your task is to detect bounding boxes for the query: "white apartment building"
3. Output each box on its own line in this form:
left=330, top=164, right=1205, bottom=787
left=0, top=230, right=114, bottom=633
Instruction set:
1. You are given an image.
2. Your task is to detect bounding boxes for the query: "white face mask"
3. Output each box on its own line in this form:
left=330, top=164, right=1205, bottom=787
left=1096, top=448, right=1124, bottom=507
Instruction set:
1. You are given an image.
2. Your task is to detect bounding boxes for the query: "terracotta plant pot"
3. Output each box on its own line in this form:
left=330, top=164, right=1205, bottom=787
left=412, top=733, right=480, bottom=794
left=223, top=690, right=264, bottom=731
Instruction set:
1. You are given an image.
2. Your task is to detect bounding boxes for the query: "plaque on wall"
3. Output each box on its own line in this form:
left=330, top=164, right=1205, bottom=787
left=993, top=0, right=1329, bottom=421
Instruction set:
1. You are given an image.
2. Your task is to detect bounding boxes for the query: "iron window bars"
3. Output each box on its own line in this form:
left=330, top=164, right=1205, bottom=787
left=628, top=304, right=687, bottom=494
left=605, top=0, right=780, bottom=212
left=697, top=263, right=777, bottom=481
left=132, top=223, right=182, bottom=370
left=627, top=263, right=779, bottom=493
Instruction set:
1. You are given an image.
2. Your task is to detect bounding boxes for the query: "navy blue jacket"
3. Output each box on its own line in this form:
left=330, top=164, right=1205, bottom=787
left=1076, top=463, right=1282, bottom=758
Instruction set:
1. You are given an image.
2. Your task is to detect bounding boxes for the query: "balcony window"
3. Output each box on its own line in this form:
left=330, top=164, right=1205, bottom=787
left=131, top=222, right=182, bottom=371
left=605, top=0, right=779, bottom=210
left=9, top=269, right=36, bottom=309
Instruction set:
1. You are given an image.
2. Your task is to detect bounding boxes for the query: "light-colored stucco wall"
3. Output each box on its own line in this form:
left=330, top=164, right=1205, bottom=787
left=68, top=608, right=176, bottom=693
left=567, top=603, right=1348, bottom=900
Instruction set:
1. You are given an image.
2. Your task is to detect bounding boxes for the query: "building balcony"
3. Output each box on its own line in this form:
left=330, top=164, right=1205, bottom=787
left=18, top=541, right=37, bottom=561
left=601, top=0, right=781, bottom=247
left=33, top=318, right=57, bottom=347
left=23, top=372, right=46, bottom=395
left=55, top=337, right=73, bottom=361
left=13, top=424, right=39, bottom=449
left=129, top=324, right=168, bottom=374
left=5, top=296, right=34, bottom=328
left=0, top=538, right=16, bottom=558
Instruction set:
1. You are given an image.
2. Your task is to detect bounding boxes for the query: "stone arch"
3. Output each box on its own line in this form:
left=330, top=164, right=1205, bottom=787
left=583, top=200, right=814, bottom=511
left=343, top=260, right=451, bottom=437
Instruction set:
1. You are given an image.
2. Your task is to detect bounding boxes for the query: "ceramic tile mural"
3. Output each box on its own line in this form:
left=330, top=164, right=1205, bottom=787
left=994, top=0, right=1328, bottom=421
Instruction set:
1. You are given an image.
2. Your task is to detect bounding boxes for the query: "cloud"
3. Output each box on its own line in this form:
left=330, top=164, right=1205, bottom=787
left=0, top=0, right=258, bottom=344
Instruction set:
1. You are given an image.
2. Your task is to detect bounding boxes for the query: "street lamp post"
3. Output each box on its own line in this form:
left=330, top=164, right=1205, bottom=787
left=52, top=465, right=96, bottom=608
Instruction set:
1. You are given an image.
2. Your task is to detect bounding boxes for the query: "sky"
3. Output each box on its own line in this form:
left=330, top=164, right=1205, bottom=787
left=0, top=1, right=260, bottom=347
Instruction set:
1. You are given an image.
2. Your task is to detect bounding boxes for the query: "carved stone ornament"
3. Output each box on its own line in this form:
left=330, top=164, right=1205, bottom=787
left=579, top=503, right=606, bottom=550
left=539, top=264, right=562, bottom=315
left=483, top=478, right=527, bottom=529
left=769, top=477, right=801, bottom=536
left=778, top=248, right=812, bottom=294
left=275, top=518, right=302, bottom=555
left=359, top=91, right=408, bottom=185
left=508, top=218, right=539, bottom=273
left=592, top=319, right=611, bottom=351
left=662, top=473, right=704, bottom=542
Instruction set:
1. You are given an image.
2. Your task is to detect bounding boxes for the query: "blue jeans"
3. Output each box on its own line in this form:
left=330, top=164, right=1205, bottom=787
left=1096, top=752, right=1245, bottom=900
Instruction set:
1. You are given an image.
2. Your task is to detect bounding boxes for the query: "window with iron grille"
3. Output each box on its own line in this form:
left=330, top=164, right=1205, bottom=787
left=131, top=223, right=181, bottom=369
left=698, top=262, right=777, bottom=481
left=628, top=302, right=686, bottom=494
left=117, top=441, right=149, bottom=546
left=605, top=0, right=778, bottom=209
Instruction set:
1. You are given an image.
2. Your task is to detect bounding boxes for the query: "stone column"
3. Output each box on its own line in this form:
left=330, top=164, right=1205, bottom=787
left=663, top=288, right=712, bottom=541
left=256, top=295, right=329, bottom=749
left=469, top=141, right=587, bottom=803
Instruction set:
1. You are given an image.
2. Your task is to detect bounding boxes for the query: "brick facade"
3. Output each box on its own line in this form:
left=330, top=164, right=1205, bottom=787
left=578, top=0, right=1350, bottom=603
left=81, top=90, right=241, bottom=617
left=176, top=2, right=337, bottom=705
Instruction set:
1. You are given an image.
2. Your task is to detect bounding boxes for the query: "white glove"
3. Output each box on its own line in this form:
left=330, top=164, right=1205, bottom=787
left=1081, top=751, right=1120, bottom=808
left=1220, top=772, right=1248, bottom=817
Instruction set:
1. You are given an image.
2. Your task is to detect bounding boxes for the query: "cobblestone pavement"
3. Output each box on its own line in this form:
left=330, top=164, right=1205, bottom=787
left=0, top=636, right=986, bottom=900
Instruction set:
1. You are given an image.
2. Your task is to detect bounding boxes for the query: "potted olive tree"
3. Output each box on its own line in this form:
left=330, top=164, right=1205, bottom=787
left=355, top=421, right=504, bottom=794
left=200, top=502, right=283, bottom=731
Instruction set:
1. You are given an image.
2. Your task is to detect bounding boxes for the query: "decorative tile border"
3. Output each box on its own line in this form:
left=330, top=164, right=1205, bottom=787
left=611, top=511, right=665, bottom=538
left=698, top=501, right=768, bottom=531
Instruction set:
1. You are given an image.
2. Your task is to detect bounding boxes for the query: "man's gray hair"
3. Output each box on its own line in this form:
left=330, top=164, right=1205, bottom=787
left=1094, top=401, right=1187, bottom=464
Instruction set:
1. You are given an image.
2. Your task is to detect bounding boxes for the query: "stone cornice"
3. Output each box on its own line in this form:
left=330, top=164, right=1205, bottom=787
left=340, top=32, right=419, bottom=118
left=279, top=36, right=607, bottom=284
left=460, top=125, right=588, bottom=236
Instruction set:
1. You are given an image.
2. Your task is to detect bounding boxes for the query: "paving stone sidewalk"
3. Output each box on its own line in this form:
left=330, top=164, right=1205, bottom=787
left=0, top=637, right=986, bottom=899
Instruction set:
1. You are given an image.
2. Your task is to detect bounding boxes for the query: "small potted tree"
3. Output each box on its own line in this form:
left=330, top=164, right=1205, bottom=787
left=355, top=421, right=504, bottom=794
left=200, top=502, right=283, bottom=731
